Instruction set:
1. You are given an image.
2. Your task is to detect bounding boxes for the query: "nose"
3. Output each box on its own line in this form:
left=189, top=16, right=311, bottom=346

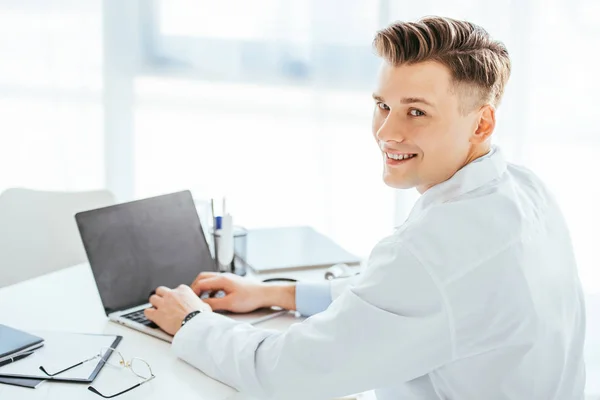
left=375, top=114, right=405, bottom=143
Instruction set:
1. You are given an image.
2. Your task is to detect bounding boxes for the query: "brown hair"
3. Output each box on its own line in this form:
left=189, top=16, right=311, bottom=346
left=373, top=16, right=511, bottom=111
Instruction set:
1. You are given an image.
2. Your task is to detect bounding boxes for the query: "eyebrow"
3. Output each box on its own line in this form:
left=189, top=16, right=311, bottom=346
left=372, top=94, right=435, bottom=108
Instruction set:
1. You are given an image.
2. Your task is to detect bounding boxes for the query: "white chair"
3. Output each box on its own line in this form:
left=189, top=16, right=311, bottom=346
left=0, top=188, right=116, bottom=287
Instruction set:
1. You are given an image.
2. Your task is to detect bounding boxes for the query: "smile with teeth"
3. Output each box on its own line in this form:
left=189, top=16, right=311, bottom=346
left=386, top=153, right=417, bottom=160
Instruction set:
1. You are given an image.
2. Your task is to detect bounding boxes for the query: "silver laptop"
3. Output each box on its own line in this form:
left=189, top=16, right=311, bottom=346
left=244, top=226, right=362, bottom=273
left=75, top=190, right=284, bottom=342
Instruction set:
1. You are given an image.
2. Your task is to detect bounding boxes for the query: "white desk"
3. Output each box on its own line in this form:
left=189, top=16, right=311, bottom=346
left=0, top=264, right=335, bottom=400
left=2, top=264, right=600, bottom=400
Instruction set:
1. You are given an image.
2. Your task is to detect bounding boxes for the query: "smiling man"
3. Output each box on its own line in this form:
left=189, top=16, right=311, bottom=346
left=372, top=58, right=498, bottom=193
left=146, top=17, right=586, bottom=399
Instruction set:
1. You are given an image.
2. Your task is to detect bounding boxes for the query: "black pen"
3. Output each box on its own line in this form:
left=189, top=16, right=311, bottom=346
left=0, top=351, right=35, bottom=368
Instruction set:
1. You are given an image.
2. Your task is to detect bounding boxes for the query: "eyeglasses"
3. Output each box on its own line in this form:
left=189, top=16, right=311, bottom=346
left=39, top=347, right=155, bottom=398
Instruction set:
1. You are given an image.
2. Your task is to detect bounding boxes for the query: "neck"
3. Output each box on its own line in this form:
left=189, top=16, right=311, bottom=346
left=463, top=143, right=492, bottom=166
left=416, top=143, right=492, bottom=194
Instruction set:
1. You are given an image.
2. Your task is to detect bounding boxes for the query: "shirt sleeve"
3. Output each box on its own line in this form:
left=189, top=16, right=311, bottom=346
left=294, top=281, right=332, bottom=316
left=171, top=238, right=453, bottom=400
left=330, top=273, right=362, bottom=300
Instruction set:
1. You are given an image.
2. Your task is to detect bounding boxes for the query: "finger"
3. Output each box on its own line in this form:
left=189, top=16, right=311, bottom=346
left=202, top=296, right=230, bottom=311
left=149, top=294, right=164, bottom=309
left=144, top=307, right=158, bottom=322
left=192, top=277, right=228, bottom=295
left=191, top=271, right=220, bottom=288
left=198, top=271, right=220, bottom=279
left=155, top=286, right=171, bottom=297
left=191, top=276, right=229, bottom=295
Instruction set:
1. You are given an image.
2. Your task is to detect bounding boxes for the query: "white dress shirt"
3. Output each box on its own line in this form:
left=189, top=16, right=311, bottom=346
left=172, top=147, right=586, bottom=400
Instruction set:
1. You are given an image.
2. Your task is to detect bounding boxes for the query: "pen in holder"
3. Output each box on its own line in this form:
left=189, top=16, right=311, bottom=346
left=217, top=214, right=234, bottom=272
left=210, top=197, right=247, bottom=275
left=211, top=224, right=248, bottom=275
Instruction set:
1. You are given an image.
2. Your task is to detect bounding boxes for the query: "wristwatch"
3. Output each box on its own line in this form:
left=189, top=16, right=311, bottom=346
left=181, top=310, right=202, bottom=327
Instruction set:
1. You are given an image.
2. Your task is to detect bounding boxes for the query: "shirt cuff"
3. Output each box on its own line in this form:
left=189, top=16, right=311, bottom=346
left=172, top=311, right=230, bottom=357
left=295, top=281, right=333, bottom=317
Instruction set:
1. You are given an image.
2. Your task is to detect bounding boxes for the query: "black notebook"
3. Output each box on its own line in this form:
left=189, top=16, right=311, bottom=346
left=0, top=376, right=45, bottom=389
left=0, top=324, right=44, bottom=362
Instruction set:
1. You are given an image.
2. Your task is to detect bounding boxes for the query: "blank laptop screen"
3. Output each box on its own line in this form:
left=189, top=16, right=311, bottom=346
left=75, top=190, right=216, bottom=314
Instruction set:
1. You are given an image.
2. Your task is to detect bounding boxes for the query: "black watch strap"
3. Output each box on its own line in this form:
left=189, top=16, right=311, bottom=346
left=181, top=310, right=202, bottom=327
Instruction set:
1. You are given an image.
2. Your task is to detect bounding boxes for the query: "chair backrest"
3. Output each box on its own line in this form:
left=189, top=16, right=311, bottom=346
left=0, top=188, right=116, bottom=287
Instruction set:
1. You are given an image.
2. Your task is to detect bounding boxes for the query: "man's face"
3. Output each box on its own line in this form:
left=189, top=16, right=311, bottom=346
left=372, top=61, right=486, bottom=193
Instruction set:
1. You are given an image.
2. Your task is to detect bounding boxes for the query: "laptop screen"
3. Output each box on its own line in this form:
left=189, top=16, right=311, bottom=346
left=75, top=190, right=217, bottom=314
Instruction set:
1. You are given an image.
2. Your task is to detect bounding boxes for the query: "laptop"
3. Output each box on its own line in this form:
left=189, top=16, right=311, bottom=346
left=75, top=190, right=285, bottom=343
left=244, top=226, right=362, bottom=273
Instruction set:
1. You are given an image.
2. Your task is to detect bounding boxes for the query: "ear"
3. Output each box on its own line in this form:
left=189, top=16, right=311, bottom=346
left=471, top=104, right=496, bottom=144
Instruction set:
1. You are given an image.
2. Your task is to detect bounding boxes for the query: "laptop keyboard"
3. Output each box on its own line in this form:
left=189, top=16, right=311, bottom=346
left=121, top=309, right=159, bottom=329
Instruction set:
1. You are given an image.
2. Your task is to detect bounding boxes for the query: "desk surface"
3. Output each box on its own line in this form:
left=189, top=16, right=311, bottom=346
left=2, top=264, right=600, bottom=399
left=0, top=264, right=329, bottom=400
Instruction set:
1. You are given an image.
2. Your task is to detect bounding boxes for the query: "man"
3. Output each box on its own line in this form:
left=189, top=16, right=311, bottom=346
left=145, top=17, right=586, bottom=399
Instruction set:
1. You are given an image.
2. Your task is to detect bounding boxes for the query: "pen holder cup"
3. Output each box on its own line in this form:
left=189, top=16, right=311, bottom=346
left=212, top=226, right=248, bottom=276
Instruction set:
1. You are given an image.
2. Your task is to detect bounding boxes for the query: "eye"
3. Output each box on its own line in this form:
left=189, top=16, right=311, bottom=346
left=377, top=102, right=390, bottom=111
left=409, top=109, right=425, bottom=117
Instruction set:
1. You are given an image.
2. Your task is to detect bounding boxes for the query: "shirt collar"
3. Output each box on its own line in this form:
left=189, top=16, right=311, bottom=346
left=406, top=146, right=507, bottom=222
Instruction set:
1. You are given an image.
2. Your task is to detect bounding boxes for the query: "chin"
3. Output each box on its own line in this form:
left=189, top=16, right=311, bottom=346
left=382, top=174, right=417, bottom=190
